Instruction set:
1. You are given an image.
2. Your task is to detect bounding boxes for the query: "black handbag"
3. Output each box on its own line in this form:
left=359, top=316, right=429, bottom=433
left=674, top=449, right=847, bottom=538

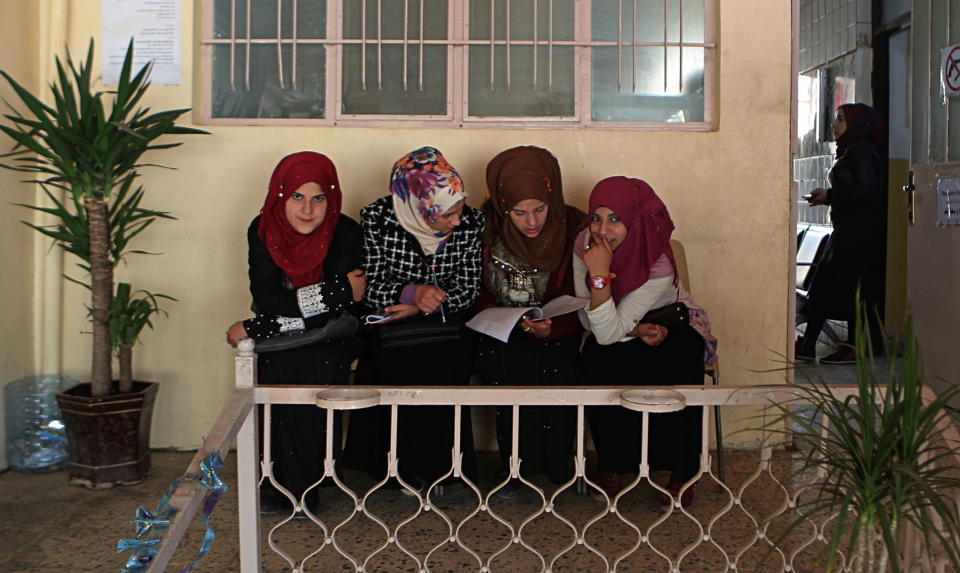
left=376, top=313, right=465, bottom=348
left=640, top=301, right=690, bottom=328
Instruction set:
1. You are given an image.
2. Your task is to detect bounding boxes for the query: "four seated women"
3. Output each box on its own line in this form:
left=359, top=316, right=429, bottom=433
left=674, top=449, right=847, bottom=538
left=228, top=148, right=717, bottom=506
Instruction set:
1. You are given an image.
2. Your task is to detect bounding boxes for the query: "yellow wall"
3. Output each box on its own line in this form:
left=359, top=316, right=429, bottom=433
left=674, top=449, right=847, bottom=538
left=0, top=2, right=42, bottom=468
left=9, top=0, right=794, bottom=449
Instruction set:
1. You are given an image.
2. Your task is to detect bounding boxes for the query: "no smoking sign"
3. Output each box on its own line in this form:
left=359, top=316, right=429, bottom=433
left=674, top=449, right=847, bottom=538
left=944, top=44, right=960, bottom=97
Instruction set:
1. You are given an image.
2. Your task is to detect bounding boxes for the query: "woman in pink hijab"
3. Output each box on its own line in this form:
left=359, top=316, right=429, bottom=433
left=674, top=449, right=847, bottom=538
left=573, top=176, right=717, bottom=510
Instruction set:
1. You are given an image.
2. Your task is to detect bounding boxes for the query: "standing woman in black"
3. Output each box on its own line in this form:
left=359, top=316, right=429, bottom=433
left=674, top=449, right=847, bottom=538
left=475, top=146, right=584, bottom=489
left=343, top=146, right=485, bottom=489
left=226, top=151, right=366, bottom=511
left=799, top=103, right=886, bottom=363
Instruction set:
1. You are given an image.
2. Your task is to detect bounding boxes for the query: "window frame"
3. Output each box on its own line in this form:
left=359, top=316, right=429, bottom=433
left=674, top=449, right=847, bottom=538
left=198, top=0, right=717, bottom=130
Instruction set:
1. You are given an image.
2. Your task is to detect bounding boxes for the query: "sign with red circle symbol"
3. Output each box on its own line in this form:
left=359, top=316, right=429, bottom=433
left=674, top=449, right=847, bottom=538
left=943, top=44, right=960, bottom=97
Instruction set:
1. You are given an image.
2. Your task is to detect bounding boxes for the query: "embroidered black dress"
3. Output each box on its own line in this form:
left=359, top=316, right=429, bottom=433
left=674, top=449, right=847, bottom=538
left=242, top=214, right=363, bottom=500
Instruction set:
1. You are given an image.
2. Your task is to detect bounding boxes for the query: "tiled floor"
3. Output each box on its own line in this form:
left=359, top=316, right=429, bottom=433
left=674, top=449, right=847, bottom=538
left=1, top=448, right=817, bottom=573
left=2, top=352, right=956, bottom=572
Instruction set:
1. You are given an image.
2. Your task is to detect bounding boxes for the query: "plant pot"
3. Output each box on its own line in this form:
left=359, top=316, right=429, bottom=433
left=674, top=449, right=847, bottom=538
left=55, top=381, right=158, bottom=489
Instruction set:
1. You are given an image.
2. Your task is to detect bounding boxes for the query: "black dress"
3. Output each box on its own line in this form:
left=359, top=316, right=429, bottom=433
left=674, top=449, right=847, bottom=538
left=474, top=206, right=584, bottom=483
left=800, top=137, right=885, bottom=354
left=342, top=197, right=485, bottom=484
left=242, top=215, right=363, bottom=499
left=582, top=324, right=704, bottom=481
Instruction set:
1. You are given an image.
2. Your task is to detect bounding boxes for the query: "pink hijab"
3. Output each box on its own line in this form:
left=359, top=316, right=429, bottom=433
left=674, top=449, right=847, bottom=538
left=575, top=176, right=678, bottom=303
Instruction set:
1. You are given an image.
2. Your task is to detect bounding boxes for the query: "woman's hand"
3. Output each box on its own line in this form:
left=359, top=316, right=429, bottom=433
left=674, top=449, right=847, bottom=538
left=347, top=269, right=366, bottom=302
left=414, top=285, right=446, bottom=314
left=583, top=231, right=614, bottom=278
left=520, top=316, right=552, bottom=339
left=383, top=304, right=420, bottom=321
left=226, top=321, right=248, bottom=347
left=629, top=323, right=669, bottom=346
left=806, top=188, right=828, bottom=205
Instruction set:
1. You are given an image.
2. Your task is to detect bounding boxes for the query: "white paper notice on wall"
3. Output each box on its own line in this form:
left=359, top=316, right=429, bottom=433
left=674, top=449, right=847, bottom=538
left=943, top=44, right=960, bottom=98
left=102, top=0, right=181, bottom=86
left=937, top=178, right=960, bottom=227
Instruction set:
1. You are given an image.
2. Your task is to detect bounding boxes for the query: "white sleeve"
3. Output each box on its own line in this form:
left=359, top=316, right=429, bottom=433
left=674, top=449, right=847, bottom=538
left=583, top=274, right=677, bottom=345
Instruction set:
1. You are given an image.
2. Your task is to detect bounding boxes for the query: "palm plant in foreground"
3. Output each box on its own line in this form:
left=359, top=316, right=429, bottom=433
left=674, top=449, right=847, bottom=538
left=774, top=300, right=960, bottom=572
left=0, top=39, right=205, bottom=396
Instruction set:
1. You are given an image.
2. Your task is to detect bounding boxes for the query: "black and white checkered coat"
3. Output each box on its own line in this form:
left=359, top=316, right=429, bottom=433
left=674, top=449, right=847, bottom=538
left=360, top=196, right=485, bottom=315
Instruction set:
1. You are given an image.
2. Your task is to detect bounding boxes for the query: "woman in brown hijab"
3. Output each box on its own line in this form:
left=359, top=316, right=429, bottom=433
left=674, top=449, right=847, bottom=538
left=475, top=146, right=585, bottom=494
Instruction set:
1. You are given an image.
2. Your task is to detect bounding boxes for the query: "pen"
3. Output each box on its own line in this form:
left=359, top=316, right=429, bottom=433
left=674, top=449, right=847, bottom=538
left=431, top=265, right=447, bottom=324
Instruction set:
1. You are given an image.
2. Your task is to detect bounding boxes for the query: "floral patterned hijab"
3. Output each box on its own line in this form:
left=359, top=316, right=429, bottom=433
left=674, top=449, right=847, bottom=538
left=390, top=146, right=466, bottom=254
left=257, top=151, right=342, bottom=287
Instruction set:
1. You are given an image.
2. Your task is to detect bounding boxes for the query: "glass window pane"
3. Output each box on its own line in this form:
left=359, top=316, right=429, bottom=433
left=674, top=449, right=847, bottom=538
left=591, top=45, right=704, bottom=122
left=341, top=45, right=448, bottom=115
left=340, top=0, right=448, bottom=116
left=214, top=0, right=326, bottom=40
left=591, top=0, right=706, bottom=122
left=343, top=0, right=448, bottom=40
left=930, top=0, right=947, bottom=163
left=592, top=0, right=701, bottom=44
left=468, top=46, right=575, bottom=117
left=467, top=0, right=575, bottom=117
left=211, top=44, right=325, bottom=118
left=910, top=0, right=928, bottom=164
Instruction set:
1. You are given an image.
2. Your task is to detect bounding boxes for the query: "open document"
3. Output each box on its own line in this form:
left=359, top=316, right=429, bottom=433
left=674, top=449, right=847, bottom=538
left=466, top=295, right=588, bottom=343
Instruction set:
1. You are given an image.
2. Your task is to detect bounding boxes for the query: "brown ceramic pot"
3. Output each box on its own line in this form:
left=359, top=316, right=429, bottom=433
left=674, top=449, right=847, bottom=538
left=55, top=381, right=158, bottom=489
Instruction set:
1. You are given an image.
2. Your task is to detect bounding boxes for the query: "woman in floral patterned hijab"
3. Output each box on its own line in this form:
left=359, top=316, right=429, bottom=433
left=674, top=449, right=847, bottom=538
left=343, top=146, right=485, bottom=490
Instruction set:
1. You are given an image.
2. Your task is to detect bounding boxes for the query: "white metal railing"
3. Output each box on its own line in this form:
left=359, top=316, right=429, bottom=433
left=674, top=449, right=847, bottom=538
left=138, top=340, right=960, bottom=572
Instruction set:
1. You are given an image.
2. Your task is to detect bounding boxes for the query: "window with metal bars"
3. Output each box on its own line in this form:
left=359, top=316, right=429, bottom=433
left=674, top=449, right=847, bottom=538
left=201, top=0, right=715, bottom=128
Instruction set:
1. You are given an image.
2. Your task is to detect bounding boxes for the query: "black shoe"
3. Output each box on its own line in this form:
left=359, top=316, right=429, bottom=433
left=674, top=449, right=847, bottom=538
left=795, top=339, right=815, bottom=363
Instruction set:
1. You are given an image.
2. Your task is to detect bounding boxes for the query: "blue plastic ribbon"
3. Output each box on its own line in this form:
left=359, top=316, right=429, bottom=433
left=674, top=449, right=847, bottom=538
left=179, top=452, right=228, bottom=573
left=117, top=451, right=228, bottom=573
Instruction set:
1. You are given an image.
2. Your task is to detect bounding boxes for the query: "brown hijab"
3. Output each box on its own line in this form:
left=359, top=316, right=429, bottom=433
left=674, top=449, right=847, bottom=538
left=484, top=146, right=567, bottom=270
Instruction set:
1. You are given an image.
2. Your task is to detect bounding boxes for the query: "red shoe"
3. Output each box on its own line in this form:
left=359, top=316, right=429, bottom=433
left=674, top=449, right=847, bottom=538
left=660, top=475, right=696, bottom=511
left=592, top=472, right=622, bottom=500
left=821, top=345, right=856, bottom=365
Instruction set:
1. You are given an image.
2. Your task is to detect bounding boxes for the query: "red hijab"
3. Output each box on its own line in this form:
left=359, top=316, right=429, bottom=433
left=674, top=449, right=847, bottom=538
left=586, top=177, right=678, bottom=303
left=257, top=151, right=342, bottom=287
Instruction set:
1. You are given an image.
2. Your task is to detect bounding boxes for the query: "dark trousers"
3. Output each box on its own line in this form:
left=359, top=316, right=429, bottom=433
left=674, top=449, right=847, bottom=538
left=257, top=337, right=358, bottom=499
left=343, top=335, right=477, bottom=483
left=477, top=333, right=581, bottom=482
left=582, top=325, right=704, bottom=481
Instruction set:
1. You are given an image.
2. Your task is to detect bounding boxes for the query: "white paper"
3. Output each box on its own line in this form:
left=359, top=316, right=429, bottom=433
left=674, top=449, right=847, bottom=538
left=466, top=295, right=588, bottom=343
left=937, top=178, right=960, bottom=227
left=102, top=0, right=182, bottom=86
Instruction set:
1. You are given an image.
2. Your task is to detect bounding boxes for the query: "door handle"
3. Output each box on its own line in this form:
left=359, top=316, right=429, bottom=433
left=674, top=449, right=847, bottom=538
left=903, top=170, right=916, bottom=225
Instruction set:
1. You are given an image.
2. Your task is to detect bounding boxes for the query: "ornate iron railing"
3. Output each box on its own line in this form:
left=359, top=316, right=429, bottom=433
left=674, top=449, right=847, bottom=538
left=138, top=340, right=960, bottom=572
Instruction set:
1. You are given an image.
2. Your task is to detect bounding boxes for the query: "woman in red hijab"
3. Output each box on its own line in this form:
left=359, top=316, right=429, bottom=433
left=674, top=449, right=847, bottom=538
left=226, top=151, right=366, bottom=515
left=573, top=176, right=717, bottom=510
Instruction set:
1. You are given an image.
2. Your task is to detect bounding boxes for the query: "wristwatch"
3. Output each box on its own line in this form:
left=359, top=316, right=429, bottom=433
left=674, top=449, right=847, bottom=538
left=590, top=275, right=612, bottom=290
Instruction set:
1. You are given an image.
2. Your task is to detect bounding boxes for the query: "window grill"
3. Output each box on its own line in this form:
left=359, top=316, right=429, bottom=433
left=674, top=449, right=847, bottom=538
left=201, top=0, right=716, bottom=128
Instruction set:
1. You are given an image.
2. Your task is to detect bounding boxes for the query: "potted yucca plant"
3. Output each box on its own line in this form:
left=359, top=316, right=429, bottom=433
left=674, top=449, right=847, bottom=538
left=0, top=39, right=205, bottom=487
left=769, top=299, right=960, bottom=572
